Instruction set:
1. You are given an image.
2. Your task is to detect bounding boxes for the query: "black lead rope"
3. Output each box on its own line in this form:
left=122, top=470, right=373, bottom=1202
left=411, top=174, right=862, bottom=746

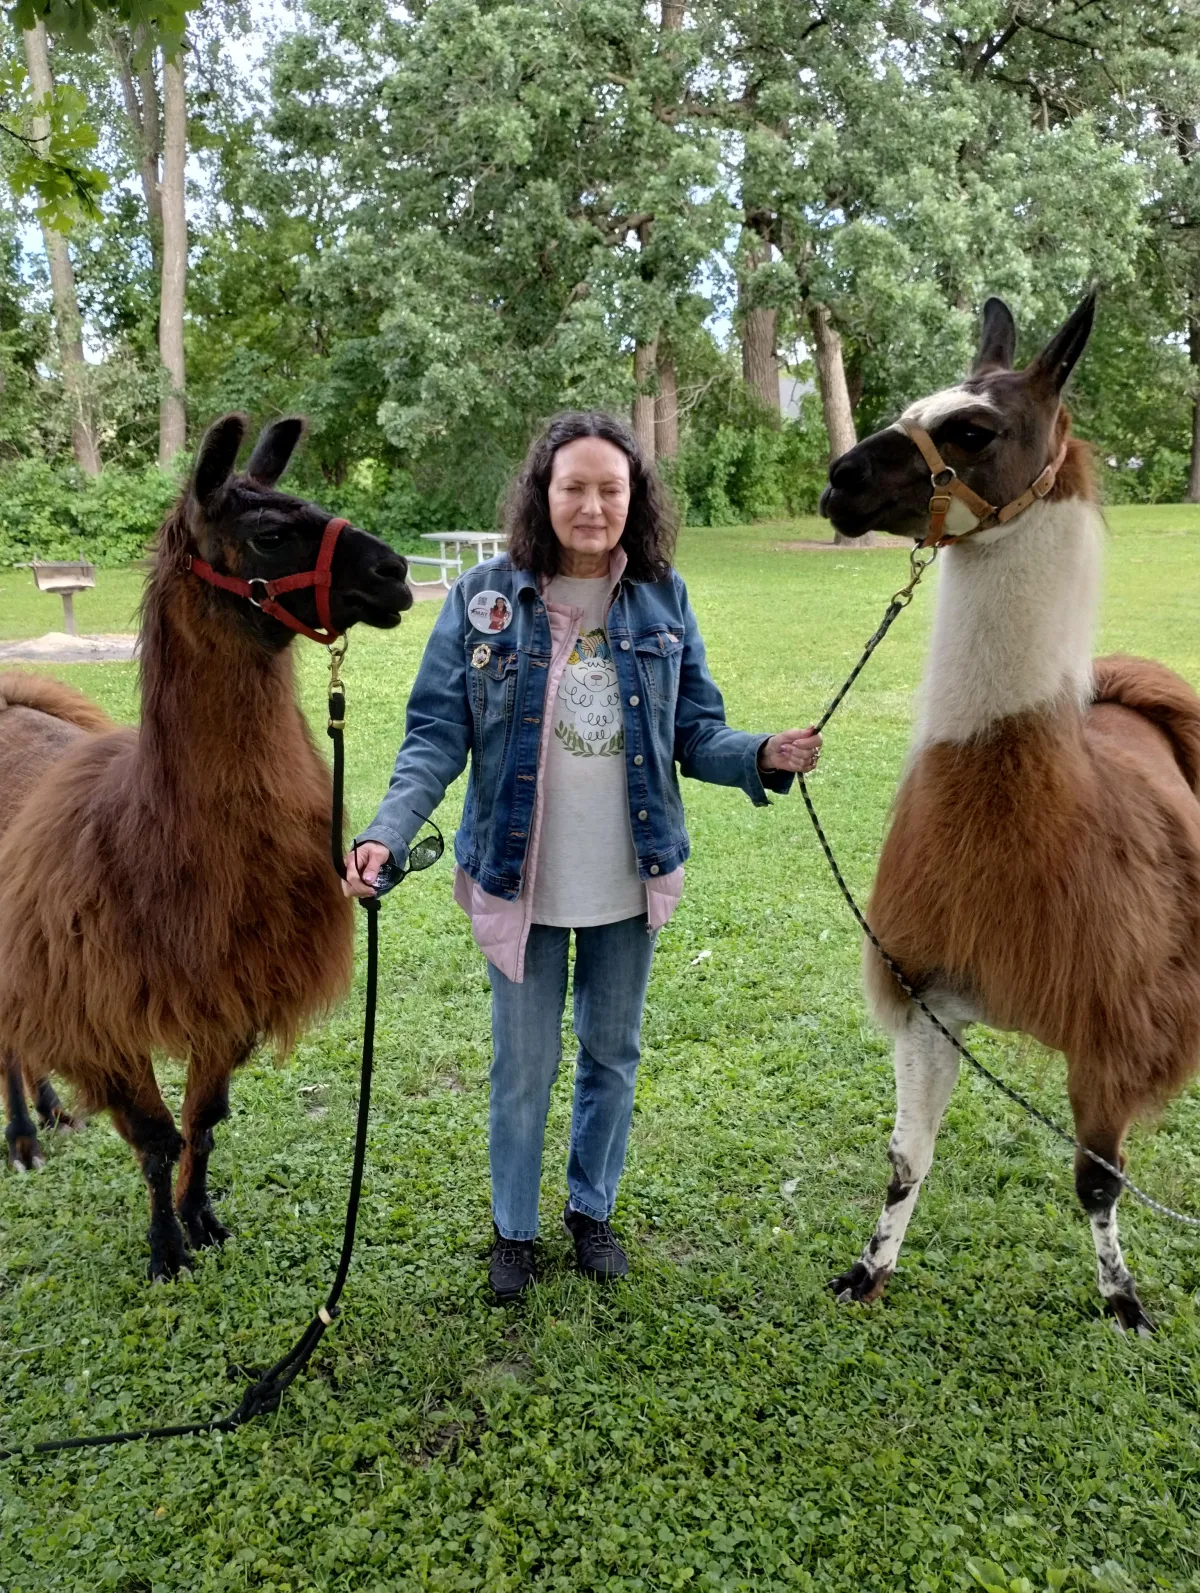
left=1, top=644, right=381, bottom=1462
left=800, top=548, right=1200, bottom=1230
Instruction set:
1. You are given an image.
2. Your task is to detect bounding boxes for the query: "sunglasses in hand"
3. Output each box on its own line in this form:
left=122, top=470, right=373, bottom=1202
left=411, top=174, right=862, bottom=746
left=351, top=812, right=445, bottom=897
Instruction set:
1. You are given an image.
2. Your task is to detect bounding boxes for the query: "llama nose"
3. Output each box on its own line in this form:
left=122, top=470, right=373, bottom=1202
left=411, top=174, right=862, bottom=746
left=375, top=553, right=407, bottom=581
left=828, top=450, right=867, bottom=493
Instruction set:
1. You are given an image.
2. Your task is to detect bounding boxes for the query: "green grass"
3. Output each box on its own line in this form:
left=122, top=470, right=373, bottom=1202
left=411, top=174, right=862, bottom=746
left=2, top=511, right=1200, bottom=1593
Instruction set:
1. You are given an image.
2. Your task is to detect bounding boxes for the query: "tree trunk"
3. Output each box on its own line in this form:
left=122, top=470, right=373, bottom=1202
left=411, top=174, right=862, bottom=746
left=158, top=49, right=188, bottom=466
left=113, top=28, right=163, bottom=280
left=807, top=300, right=870, bottom=546
left=632, top=338, right=658, bottom=459
left=654, top=353, right=679, bottom=459
left=1188, top=315, right=1200, bottom=505
left=742, top=306, right=779, bottom=417
left=22, top=20, right=102, bottom=476
left=631, top=5, right=683, bottom=462
left=740, top=231, right=780, bottom=420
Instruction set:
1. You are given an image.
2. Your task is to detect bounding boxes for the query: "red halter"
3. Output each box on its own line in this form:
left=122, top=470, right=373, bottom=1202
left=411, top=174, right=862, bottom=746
left=186, top=517, right=349, bottom=644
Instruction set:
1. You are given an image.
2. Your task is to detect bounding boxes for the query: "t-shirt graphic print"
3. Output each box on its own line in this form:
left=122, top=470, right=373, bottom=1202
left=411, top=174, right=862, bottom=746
left=530, top=574, right=646, bottom=929
left=553, top=629, right=625, bottom=760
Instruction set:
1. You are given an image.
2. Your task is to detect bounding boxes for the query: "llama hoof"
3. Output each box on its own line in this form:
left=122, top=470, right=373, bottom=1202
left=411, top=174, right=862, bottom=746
left=148, top=1221, right=193, bottom=1282
left=6, top=1132, right=44, bottom=1171
left=1106, top=1291, right=1156, bottom=1338
left=179, top=1200, right=232, bottom=1250
left=41, top=1107, right=81, bottom=1133
left=829, top=1260, right=892, bottom=1305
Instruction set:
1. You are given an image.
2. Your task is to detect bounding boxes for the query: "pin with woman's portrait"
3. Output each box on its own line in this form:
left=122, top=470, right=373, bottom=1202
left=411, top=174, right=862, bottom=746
left=467, top=590, right=513, bottom=633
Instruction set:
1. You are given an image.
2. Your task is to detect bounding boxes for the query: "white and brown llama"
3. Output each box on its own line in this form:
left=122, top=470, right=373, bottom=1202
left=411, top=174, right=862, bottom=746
left=819, top=293, right=1200, bottom=1334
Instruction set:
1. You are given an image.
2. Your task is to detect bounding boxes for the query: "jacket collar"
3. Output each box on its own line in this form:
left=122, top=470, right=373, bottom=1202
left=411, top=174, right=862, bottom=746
left=523, top=543, right=629, bottom=600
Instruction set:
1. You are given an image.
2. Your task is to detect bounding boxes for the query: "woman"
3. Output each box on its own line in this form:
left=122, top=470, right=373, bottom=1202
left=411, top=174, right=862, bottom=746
left=345, top=411, right=821, bottom=1299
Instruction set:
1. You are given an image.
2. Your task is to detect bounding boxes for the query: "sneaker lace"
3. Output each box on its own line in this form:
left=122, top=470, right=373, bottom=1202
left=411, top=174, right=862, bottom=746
left=495, top=1238, right=528, bottom=1267
left=587, top=1220, right=618, bottom=1252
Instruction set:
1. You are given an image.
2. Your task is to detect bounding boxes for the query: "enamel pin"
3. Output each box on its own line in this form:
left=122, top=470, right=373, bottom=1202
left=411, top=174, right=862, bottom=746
left=471, top=644, right=491, bottom=669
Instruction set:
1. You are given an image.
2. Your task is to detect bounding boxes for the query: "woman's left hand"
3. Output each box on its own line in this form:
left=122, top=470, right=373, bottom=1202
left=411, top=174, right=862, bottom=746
left=758, top=727, right=822, bottom=774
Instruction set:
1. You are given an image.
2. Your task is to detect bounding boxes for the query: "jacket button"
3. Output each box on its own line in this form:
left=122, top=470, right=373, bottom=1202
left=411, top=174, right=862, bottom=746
left=629, top=694, right=639, bottom=707
left=633, top=754, right=643, bottom=766
left=620, top=639, right=631, bottom=651
left=649, top=865, right=660, bottom=875
left=637, top=809, right=648, bottom=821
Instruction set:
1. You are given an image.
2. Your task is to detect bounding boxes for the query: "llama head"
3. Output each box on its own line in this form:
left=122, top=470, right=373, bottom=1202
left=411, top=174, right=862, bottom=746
left=178, top=414, right=413, bottom=643
left=820, top=292, right=1096, bottom=541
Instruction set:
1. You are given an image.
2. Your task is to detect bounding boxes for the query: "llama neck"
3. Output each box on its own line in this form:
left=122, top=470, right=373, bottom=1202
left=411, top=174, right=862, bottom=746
left=135, top=574, right=322, bottom=814
left=916, top=496, right=1102, bottom=747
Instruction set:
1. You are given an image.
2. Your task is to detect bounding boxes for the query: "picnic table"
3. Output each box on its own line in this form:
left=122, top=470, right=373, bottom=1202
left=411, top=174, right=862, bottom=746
left=406, top=531, right=508, bottom=587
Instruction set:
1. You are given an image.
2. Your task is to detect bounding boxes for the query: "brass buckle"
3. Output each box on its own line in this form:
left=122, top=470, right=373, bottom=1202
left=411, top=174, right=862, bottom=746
left=327, top=635, right=348, bottom=688
left=327, top=637, right=348, bottom=730
left=891, top=544, right=938, bottom=607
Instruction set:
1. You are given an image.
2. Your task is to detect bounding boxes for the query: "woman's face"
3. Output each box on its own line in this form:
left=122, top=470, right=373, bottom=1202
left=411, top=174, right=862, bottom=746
left=547, top=437, right=632, bottom=566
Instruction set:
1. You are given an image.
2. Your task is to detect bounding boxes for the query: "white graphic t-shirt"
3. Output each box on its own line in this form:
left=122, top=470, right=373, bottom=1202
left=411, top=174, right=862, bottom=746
left=530, top=575, right=646, bottom=927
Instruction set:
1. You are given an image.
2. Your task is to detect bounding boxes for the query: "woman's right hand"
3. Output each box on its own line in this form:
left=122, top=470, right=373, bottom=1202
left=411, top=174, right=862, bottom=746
left=343, top=841, right=393, bottom=899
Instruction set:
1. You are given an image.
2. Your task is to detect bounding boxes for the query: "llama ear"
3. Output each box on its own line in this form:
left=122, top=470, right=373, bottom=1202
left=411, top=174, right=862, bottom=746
left=972, top=297, right=1016, bottom=372
left=192, top=413, right=248, bottom=506
left=1027, top=291, right=1096, bottom=395
left=244, top=417, right=307, bottom=486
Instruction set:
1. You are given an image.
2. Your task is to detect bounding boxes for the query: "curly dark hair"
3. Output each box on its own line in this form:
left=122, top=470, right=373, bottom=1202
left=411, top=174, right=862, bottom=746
left=505, top=410, right=677, bottom=582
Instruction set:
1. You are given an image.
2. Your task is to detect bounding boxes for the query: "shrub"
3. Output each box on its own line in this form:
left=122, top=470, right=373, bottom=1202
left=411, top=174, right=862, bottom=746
left=676, top=397, right=831, bottom=527
left=1099, top=447, right=1190, bottom=505
left=319, top=458, right=466, bottom=553
left=0, top=460, right=179, bottom=569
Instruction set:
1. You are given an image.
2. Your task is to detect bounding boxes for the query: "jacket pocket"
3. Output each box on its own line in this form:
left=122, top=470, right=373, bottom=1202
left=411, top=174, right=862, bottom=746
left=633, top=628, right=684, bottom=717
left=468, top=647, right=520, bottom=722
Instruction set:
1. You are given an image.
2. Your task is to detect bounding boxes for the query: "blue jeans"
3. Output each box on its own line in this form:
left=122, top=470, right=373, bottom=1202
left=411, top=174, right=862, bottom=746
left=487, top=916, right=657, bottom=1240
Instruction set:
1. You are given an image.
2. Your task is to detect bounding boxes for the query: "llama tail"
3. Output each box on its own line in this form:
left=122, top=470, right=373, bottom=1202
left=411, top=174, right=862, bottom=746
left=0, top=671, right=113, bottom=734
left=1092, top=654, right=1200, bottom=796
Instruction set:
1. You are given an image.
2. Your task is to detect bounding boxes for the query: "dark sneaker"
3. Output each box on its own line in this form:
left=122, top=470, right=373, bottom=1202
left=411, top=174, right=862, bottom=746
left=563, top=1201, right=629, bottom=1282
left=488, top=1228, right=536, bottom=1300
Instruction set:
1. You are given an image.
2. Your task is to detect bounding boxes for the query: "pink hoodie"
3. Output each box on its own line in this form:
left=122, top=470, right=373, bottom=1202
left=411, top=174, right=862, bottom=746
left=452, top=546, right=683, bottom=981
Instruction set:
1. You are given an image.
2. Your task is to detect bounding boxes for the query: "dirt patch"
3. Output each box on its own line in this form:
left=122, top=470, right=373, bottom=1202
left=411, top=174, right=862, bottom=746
left=775, top=537, right=900, bottom=552
left=0, top=631, right=139, bottom=664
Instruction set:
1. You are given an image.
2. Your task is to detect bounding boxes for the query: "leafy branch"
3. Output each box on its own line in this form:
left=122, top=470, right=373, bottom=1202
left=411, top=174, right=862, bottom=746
left=0, top=71, right=107, bottom=227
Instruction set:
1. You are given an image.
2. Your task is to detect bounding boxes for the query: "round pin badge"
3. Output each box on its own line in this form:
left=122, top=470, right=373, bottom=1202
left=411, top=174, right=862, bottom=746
left=467, top=590, right=513, bottom=634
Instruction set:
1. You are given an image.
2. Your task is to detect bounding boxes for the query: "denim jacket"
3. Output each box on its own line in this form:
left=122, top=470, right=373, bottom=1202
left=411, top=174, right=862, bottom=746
left=359, top=554, right=793, bottom=897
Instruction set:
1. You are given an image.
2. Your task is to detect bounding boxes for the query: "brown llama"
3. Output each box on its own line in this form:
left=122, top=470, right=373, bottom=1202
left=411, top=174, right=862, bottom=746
left=0, top=414, right=411, bottom=1279
left=819, top=293, right=1200, bottom=1334
left=0, top=673, right=113, bottom=1151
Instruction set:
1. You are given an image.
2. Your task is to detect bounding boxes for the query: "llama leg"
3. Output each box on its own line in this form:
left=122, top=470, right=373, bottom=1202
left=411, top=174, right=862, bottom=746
left=4, top=1050, right=43, bottom=1171
left=34, top=1076, right=79, bottom=1132
left=176, top=1055, right=240, bottom=1250
left=830, top=1009, right=961, bottom=1304
left=1071, top=1106, right=1154, bottom=1337
left=108, top=1067, right=188, bottom=1282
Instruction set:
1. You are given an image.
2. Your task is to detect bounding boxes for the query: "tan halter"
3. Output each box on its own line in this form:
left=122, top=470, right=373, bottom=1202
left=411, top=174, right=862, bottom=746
left=897, top=418, right=1069, bottom=549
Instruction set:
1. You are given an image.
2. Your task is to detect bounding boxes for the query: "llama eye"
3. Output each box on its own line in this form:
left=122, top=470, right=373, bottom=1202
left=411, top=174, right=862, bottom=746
left=947, top=423, right=996, bottom=453
left=250, top=532, right=284, bottom=553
